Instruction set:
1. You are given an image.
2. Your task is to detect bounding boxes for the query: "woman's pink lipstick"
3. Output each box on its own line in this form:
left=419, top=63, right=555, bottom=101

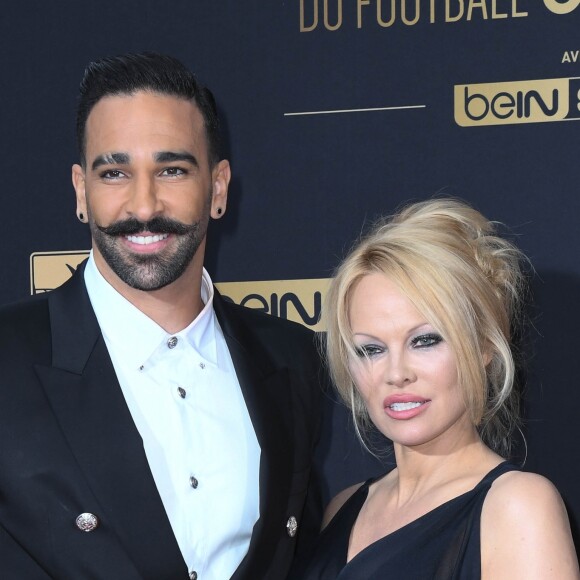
left=383, top=394, right=431, bottom=420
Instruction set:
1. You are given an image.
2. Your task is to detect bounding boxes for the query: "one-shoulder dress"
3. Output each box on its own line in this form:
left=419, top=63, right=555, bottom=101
left=293, top=462, right=519, bottom=579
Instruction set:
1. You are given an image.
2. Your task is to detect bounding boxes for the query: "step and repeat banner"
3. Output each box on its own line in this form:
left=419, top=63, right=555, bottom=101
left=2, top=1, right=579, bottom=546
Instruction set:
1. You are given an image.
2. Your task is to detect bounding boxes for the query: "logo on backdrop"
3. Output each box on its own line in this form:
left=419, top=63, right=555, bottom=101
left=30, top=251, right=90, bottom=294
left=454, top=77, right=580, bottom=127
left=217, top=278, right=329, bottom=331
left=543, top=0, right=580, bottom=14
left=30, top=251, right=329, bottom=330
left=299, top=0, right=579, bottom=31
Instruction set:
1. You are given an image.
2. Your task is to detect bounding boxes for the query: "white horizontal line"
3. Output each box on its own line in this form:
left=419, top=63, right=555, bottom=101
left=284, top=104, right=427, bottom=117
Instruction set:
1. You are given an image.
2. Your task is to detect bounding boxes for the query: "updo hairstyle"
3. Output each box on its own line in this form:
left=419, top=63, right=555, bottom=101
left=323, top=198, right=528, bottom=457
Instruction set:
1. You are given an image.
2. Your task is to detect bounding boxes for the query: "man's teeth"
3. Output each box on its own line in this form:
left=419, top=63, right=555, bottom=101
left=390, top=401, right=423, bottom=411
left=126, top=234, right=169, bottom=245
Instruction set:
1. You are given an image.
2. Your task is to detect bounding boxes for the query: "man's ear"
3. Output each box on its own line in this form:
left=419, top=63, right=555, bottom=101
left=210, top=160, right=231, bottom=219
left=72, top=164, right=88, bottom=221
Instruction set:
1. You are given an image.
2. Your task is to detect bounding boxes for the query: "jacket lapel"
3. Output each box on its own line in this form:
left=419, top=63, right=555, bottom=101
left=214, top=292, right=295, bottom=579
left=36, top=267, right=187, bottom=579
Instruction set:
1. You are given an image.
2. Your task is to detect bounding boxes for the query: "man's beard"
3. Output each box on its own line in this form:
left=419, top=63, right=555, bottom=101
left=89, top=214, right=207, bottom=291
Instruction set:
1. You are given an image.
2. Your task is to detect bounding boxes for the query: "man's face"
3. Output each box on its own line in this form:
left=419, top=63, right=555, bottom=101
left=72, top=91, right=229, bottom=292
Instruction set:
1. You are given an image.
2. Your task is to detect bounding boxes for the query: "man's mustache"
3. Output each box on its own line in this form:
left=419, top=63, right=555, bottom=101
left=97, top=217, right=196, bottom=236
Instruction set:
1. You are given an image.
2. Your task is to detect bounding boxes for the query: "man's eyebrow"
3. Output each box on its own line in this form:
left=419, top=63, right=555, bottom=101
left=155, top=151, right=199, bottom=167
left=91, top=152, right=130, bottom=170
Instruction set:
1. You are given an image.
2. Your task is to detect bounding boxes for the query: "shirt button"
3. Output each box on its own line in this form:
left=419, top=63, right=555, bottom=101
left=178, top=387, right=187, bottom=399
left=286, top=516, right=298, bottom=537
left=75, top=512, right=99, bottom=532
left=190, top=476, right=199, bottom=489
left=190, top=572, right=198, bottom=580
left=167, top=336, right=178, bottom=349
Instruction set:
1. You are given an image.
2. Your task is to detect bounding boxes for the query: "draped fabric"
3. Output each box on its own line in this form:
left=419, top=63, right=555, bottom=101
left=294, top=462, right=519, bottom=580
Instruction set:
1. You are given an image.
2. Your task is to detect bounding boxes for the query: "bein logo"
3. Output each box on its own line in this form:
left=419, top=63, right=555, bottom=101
left=454, top=78, right=580, bottom=127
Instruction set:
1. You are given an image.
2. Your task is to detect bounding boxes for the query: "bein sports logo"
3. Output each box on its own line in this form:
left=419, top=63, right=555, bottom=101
left=454, top=77, right=580, bottom=127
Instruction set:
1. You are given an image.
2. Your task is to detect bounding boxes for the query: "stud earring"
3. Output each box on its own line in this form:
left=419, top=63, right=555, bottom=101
left=78, top=213, right=84, bottom=222
left=217, top=208, right=222, bottom=215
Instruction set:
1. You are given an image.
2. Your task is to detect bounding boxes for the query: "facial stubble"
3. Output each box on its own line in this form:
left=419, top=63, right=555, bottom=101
left=86, top=196, right=211, bottom=292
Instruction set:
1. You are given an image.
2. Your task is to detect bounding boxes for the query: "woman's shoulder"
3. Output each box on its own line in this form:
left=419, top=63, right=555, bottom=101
left=322, top=476, right=381, bottom=531
left=322, top=470, right=392, bottom=530
left=485, top=468, right=564, bottom=513
left=484, top=469, right=570, bottom=535
left=322, top=482, right=365, bottom=530
left=481, top=469, right=579, bottom=578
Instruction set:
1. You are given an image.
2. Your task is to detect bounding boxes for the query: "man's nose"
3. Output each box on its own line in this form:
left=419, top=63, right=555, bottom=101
left=124, top=175, right=164, bottom=222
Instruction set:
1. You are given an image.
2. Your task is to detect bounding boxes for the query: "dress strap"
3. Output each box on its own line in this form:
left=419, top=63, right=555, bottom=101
left=476, top=461, right=520, bottom=488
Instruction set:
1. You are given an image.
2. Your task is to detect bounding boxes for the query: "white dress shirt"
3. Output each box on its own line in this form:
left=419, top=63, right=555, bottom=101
left=84, top=253, right=261, bottom=580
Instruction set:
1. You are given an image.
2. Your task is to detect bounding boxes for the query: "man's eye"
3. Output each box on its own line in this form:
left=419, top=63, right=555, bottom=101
left=355, top=344, right=384, bottom=358
left=100, top=170, right=125, bottom=179
left=161, top=167, right=186, bottom=176
left=411, top=333, right=443, bottom=348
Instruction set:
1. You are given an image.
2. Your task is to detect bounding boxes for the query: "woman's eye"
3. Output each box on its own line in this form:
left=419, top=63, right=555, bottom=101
left=355, top=344, right=384, bottom=358
left=411, top=333, right=443, bottom=348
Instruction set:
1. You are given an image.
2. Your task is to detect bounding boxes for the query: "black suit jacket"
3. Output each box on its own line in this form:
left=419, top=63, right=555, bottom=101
left=0, top=266, right=322, bottom=579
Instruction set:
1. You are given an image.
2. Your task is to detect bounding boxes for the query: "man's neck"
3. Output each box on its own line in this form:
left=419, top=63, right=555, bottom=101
left=94, top=254, right=205, bottom=334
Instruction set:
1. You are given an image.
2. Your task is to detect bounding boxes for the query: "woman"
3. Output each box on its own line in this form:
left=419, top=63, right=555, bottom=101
left=296, top=199, right=579, bottom=579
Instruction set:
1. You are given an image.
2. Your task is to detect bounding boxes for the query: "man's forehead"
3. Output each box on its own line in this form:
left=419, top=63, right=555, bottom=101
left=84, top=91, right=207, bottom=158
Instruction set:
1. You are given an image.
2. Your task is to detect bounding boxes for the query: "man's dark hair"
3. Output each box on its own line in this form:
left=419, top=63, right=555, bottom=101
left=76, top=52, right=221, bottom=167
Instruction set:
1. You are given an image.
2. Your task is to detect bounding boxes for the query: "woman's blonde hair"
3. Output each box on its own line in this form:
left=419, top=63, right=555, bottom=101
left=323, top=198, right=528, bottom=457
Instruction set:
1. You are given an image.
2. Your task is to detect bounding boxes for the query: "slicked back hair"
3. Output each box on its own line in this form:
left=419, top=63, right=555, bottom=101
left=76, top=52, right=221, bottom=168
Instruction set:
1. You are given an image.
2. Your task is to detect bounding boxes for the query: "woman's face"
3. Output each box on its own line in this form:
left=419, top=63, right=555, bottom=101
left=348, top=273, right=473, bottom=451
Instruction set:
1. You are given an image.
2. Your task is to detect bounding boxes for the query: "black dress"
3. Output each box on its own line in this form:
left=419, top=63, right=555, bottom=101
left=294, top=462, right=518, bottom=579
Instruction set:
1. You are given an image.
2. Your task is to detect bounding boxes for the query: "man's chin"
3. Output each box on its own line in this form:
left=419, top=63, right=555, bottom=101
left=121, top=277, right=174, bottom=292
left=92, top=229, right=202, bottom=291
left=112, top=263, right=180, bottom=291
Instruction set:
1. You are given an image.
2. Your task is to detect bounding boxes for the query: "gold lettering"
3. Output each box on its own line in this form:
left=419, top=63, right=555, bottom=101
left=300, top=0, right=318, bottom=32
left=467, top=0, right=488, bottom=20
left=357, top=0, right=371, bottom=28
left=377, top=0, right=396, bottom=26
left=512, top=0, right=528, bottom=16
left=446, top=0, right=464, bottom=22
left=491, top=0, right=508, bottom=18
left=402, top=0, right=420, bottom=24
left=306, top=0, right=529, bottom=32
left=562, top=50, right=579, bottom=63
left=324, top=0, right=342, bottom=30
left=543, top=0, right=579, bottom=15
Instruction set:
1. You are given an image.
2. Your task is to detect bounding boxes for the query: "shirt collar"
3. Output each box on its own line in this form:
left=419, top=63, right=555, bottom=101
left=84, top=252, right=218, bottom=369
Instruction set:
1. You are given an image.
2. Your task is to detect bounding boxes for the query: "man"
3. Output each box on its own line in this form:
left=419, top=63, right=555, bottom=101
left=0, top=53, right=321, bottom=579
